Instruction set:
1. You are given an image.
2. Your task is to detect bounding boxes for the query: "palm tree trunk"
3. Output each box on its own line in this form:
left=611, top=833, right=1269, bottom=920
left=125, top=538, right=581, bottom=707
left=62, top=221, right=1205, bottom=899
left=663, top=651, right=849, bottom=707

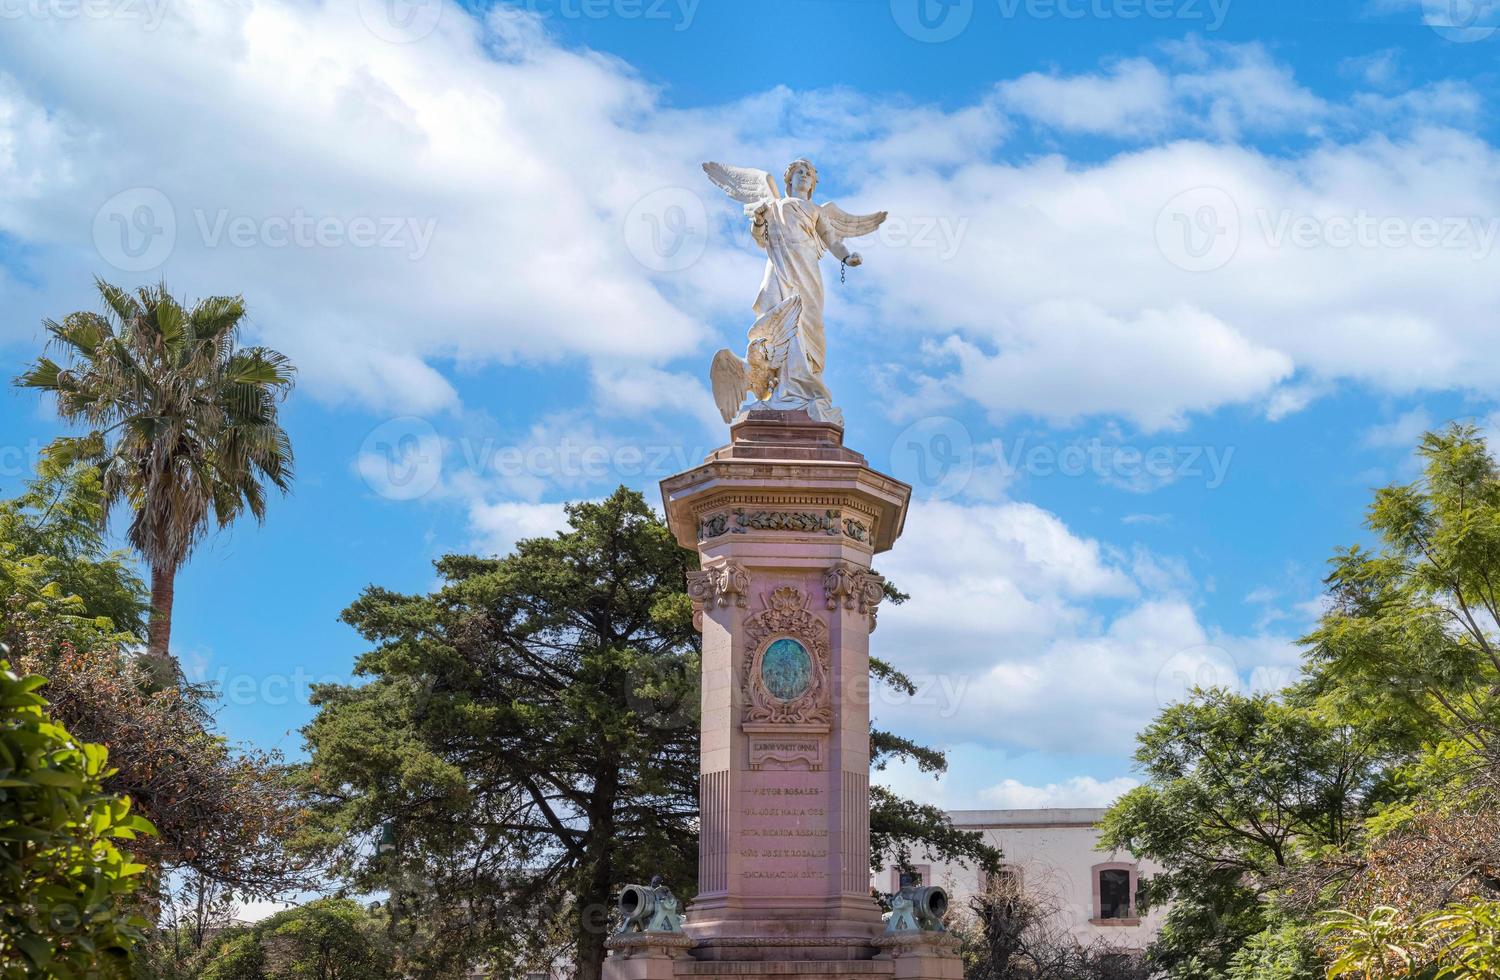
left=147, top=560, right=178, bottom=667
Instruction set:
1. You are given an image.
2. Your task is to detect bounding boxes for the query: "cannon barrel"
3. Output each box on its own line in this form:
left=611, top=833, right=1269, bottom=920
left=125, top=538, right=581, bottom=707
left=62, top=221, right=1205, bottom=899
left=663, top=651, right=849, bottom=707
left=617, top=884, right=657, bottom=931
left=911, top=886, right=949, bottom=929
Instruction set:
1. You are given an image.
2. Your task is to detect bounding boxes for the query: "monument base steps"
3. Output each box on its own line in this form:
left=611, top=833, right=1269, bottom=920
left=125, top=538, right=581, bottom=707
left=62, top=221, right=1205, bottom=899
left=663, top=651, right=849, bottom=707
left=604, top=946, right=961, bottom=980
left=678, top=962, right=894, bottom=977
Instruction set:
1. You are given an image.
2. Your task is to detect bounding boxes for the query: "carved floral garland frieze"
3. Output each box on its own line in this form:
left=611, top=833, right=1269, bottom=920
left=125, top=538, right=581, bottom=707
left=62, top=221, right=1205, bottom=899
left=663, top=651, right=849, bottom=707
left=698, top=507, right=870, bottom=543
left=741, top=587, right=832, bottom=727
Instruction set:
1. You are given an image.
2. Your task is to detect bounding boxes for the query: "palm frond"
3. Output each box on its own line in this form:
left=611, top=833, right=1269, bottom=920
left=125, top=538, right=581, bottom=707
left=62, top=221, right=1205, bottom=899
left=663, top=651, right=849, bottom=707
left=19, top=284, right=298, bottom=569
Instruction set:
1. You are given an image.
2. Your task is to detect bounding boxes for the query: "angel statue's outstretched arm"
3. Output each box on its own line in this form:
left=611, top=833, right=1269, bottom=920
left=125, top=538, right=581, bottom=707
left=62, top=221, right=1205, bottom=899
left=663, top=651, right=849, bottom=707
left=818, top=202, right=888, bottom=268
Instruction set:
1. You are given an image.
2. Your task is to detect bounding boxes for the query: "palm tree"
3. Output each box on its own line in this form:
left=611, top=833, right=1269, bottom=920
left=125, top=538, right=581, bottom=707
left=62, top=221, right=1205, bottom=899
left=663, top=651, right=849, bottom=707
left=18, top=279, right=295, bottom=670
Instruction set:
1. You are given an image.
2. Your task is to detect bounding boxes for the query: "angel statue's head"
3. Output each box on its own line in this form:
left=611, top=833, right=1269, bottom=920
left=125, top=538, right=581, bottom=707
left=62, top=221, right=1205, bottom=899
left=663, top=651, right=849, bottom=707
left=784, top=159, right=818, bottom=199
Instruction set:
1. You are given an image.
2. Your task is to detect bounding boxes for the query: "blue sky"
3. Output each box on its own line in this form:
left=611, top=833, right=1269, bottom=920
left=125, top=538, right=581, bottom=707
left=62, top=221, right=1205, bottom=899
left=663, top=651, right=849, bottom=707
left=2, top=0, right=1499, bottom=811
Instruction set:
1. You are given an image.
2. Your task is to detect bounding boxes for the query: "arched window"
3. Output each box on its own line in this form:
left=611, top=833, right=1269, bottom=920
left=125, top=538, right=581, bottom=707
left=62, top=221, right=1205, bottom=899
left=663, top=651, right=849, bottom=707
left=1091, top=862, right=1139, bottom=924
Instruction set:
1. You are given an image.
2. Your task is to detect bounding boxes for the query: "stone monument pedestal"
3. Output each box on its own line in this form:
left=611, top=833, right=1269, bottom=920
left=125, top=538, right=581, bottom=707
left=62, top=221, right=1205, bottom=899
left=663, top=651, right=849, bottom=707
left=604, top=411, right=960, bottom=980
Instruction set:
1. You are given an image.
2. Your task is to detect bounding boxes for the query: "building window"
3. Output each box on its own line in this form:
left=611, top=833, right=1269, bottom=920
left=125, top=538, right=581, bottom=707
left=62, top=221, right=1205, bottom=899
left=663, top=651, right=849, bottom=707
left=1092, top=863, right=1139, bottom=924
left=980, top=864, right=1022, bottom=895
left=892, top=864, right=930, bottom=892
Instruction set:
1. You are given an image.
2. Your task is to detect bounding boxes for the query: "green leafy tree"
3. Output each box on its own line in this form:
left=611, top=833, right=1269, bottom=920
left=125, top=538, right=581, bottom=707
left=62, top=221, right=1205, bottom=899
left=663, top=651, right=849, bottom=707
left=0, top=660, right=156, bottom=978
left=0, top=458, right=146, bottom=655
left=196, top=899, right=395, bottom=980
left=1100, top=689, right=1384, bottom=979
left=1, top=463, right=311, bottom=926
left=1225, top=923, right=1322, bottom=980
left=1321, top=899, right=1500, bottom=978
left=301, top=487, right=996, bottom=980
left=1304, top=422, right=1500, bottom=797
left=1294, top=423, right=1500, bottom=973
left=17, top=279, right=296, bottom=671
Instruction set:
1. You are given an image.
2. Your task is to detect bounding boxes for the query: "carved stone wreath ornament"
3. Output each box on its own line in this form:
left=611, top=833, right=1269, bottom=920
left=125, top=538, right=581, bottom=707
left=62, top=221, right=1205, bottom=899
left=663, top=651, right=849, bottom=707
left=742, top=587, right=832, bottom=726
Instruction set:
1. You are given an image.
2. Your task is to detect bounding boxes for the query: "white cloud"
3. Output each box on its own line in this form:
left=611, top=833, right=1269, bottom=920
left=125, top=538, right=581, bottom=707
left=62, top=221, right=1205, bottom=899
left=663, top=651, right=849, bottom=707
left=1362, top=407, right=1434, bottom=449
left=237, top=899, right=297, bottom=924
left=875, top=497, right=1299, bottom=755
left=467, top=499, right=569, bottom=556
left=4, top=20, right=1500, bottom=436
left=876, top=499, right=1136, bottom=670
left=852, top=124, right=1500, bottom=428
left=933, top=302, right=1292, bottom=431
left=980, top=775, right=1140, bottom=809
left=999, top=59, right=1174, bottom=139
left=1339, top=49, right=1403, bottom=89
left=0, top=2, right=709, bottom=413
left=998, top=42, right=1326, bottom=141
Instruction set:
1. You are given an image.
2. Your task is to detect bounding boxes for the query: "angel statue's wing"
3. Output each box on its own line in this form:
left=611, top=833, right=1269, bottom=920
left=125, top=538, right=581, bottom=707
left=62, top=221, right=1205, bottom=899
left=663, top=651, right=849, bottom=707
left=821, top=202, right=889, bottom=240
left=703, top=162, right=778, bottom=205
left=710, top=349, right=750, bottom=423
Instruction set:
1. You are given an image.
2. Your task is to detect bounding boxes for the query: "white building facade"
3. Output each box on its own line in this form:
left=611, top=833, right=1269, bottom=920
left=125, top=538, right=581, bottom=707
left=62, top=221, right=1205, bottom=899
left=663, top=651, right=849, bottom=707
left=879, top=808, right=1164, bottom=955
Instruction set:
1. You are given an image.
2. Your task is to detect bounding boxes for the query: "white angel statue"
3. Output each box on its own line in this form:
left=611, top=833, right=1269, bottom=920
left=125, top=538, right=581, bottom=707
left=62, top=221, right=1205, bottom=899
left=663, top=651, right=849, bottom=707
left=703, top=158, right=887, bottom=426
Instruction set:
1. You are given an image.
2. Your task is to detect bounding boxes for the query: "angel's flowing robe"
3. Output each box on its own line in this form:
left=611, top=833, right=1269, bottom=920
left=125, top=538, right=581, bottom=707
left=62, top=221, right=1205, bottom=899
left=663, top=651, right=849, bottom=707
left=748, top=196, right=845, bottom=425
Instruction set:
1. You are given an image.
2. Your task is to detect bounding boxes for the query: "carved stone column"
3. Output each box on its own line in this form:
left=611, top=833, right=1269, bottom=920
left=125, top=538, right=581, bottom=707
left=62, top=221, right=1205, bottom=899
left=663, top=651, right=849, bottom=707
left=658, top=410, right=909, bottom=964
